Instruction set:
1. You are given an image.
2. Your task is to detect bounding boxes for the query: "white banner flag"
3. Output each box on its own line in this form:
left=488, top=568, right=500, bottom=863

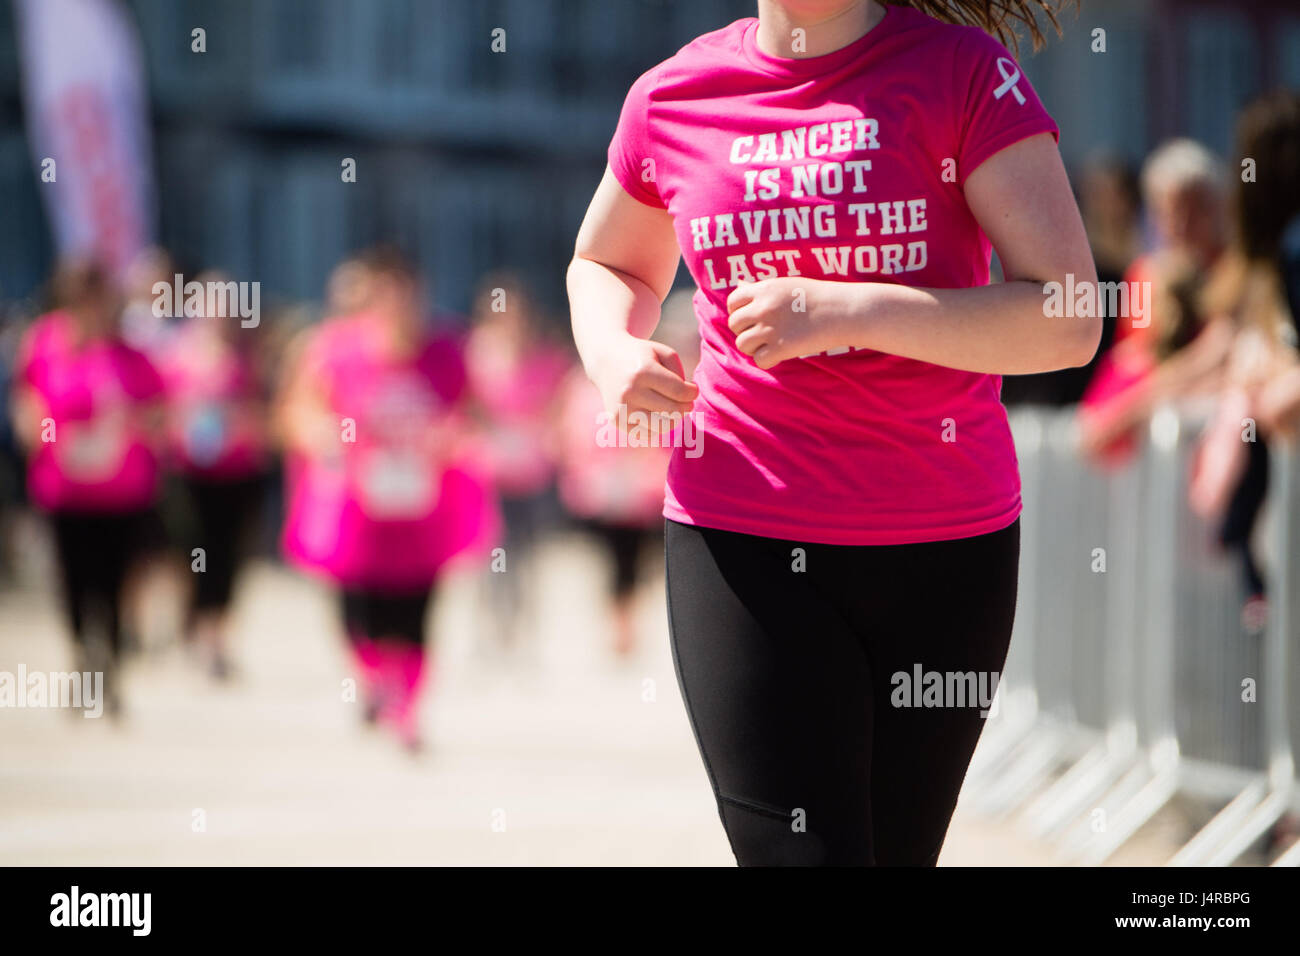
left=13, top=0, right=155, bottom=278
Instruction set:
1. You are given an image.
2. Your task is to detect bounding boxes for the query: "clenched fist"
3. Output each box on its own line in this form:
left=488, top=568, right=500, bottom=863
left=726, top=277, right=855, bottom=370
left=588, top=333, right=699, bottom=421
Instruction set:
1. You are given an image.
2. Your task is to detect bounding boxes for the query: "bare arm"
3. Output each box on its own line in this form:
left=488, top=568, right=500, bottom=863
left=567, top=168, right=697, bottom=416
left=273, top=327, right=337, bottom=457
left=727, top=134, right=1103, bottom=374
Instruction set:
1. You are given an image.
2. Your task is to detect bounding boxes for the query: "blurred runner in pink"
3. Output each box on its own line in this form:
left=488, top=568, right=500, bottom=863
left=463, top=273, right=571, bottom=654
left=12, top=260, right=165, bottom=715
left=279, top=248, right=499, bottom=751
left=159, top=271, right=270, bottom=680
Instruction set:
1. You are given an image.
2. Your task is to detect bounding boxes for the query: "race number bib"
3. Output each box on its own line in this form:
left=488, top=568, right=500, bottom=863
left=357, top=449, right=439, bottom=520
left=58, top=416, right=129, bottom=482
left=183, top=404, right=228, bottom=467
left=493, top=425, right=534, bottom=469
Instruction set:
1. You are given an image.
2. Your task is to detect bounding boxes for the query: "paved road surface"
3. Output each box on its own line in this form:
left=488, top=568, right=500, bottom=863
left=0, top=532, right=1175, bottom=866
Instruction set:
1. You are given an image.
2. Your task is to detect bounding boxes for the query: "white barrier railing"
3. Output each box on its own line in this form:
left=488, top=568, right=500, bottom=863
left=961, top=405, right=1299, bottom=866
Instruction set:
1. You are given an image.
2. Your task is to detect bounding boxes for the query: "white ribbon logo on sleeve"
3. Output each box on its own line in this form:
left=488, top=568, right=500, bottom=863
left=993, top=57, right=1026, bottom=105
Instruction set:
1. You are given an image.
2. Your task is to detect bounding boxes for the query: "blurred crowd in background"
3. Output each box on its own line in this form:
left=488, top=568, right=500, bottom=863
left=0, top=244, right=702, bottom=751
left=1017, top=92, right=1300, bottom=638
left=1, top=86, right=1297, bottom=756
left=0, top=0, right=1297, bottom=769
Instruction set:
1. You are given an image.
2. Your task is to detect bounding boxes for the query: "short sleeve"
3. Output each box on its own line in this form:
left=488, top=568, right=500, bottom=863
left=953, top=29, right=1059, bottom=186
left=607, top=67, right=667, bottom=209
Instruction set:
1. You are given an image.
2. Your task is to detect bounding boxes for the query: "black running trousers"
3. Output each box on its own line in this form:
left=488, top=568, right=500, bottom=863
left=182, top=473, right=266, bottom=616
left=340, top=587, right=433, bottom=646
left=50, top=508, right=152, bottom=657
left=665, top=517, right=1020, bottom=867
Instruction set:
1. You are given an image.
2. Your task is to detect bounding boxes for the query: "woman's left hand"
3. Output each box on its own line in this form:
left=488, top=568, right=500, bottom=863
left=726, top=278, right=856, bottom=370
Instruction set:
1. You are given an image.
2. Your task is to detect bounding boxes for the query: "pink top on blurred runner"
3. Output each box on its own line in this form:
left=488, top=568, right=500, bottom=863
left=464, top=339, right=571, bottom=498
left=556, top=368, right=670, bottom=528
left=159, top=319, right=267, bottom=479
left=606, top=8, right=1059, bottom=544
left=280, top=313, right=499, bottom=591
left=17, top=310, right=164, bottom=513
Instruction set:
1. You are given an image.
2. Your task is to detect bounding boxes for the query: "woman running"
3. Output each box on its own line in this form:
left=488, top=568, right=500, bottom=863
left=569, top=0, right=1097, bottom=865
left=159, top=271, right=270, bottom=678
left=11, top=260, right=166, bottom=716
left=279, top=248, right=497, bottom=752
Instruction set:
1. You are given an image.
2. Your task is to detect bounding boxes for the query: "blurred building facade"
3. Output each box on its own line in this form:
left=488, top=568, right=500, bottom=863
left=0, top=0, right=1298, bottom=315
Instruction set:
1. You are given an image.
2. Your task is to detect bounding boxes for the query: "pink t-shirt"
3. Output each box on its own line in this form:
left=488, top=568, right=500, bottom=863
left=464, top=339, right=571, bottom=497
left=607, top=8, right=1059, bottom=544
left=18, top=311, right=164, bottom=513
left=280, top=314, right=499, bottom=591
left=159, top=320, right=267, bottom=479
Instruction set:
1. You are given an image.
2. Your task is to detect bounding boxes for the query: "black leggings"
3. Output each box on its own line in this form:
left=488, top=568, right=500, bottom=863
left=50, top=509, right=150, bottom=660
left=581, top=519, right=658, bottom=599
left=665, top=517, right=1020, bottom=866
left=340, top=587, right=432, bottom=646
left=182, top=473, right=265, bottom=618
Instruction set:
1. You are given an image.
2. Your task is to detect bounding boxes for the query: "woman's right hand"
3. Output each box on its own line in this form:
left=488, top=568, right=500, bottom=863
left=588, top=333, right=698, bottom=421
left=569, top=167, right=689, bottom=425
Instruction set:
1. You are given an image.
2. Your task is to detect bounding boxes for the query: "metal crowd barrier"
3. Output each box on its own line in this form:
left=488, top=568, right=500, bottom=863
left=960, top=405, right=1300, bottom=866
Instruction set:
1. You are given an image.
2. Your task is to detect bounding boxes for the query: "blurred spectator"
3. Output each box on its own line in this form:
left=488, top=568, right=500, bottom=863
left=1240, top=91, right=1300, bottom=438
left=1083, top=152, right=1143, bottom=282
left=1078, top=97, right=1300, bottom=633
left=1186, top=91, right=1300, bottom=631
left=1079, top=139, right=1230, bottom=461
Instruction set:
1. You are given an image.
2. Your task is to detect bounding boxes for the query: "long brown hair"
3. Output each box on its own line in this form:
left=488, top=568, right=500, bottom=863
left=883, top=0, right=1077, bottom=52
left=1203, top=91, right=1300, bottom=344
left=1233, top=91, right=1300, bottom=265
